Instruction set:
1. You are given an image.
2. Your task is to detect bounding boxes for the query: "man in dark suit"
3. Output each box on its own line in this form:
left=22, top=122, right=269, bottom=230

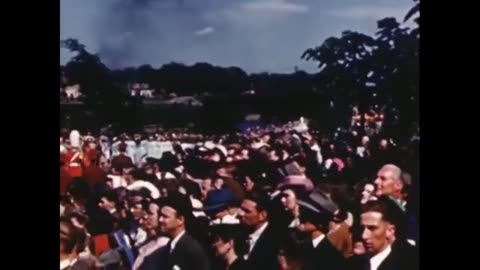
left=350, top=197, right=418, bottom=270
left=297, top=198, right=347, bottom=270
left=158, top=193, right=210, bottom=270
left=239, top=191, right=281, bottom=270
left=111, top=143, right=134, bottom=170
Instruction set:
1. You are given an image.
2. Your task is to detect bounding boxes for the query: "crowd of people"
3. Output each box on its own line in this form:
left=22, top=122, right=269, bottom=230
left=60, top=117, right=419, bottom=270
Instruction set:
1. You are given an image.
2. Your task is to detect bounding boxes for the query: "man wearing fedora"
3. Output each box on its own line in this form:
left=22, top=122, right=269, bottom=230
left=296, top=197, right=347, bottom=270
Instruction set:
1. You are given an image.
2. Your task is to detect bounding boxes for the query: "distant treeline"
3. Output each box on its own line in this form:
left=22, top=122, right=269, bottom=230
left=60, top=0, right=419, bottom=137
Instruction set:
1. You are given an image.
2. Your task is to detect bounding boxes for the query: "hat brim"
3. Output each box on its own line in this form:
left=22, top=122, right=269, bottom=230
left=202, top=203, right=228, bottom=214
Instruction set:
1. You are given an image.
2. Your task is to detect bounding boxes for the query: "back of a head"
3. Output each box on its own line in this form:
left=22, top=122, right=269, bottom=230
left=209, top=224, right=245, bottom=252
left=102, top=189, right=120, bottom=206
left=118, top=143, right=127, bottom=153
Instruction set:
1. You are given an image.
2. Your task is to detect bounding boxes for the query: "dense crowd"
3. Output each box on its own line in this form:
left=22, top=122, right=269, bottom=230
left=60, top=117, right=419, bottom=270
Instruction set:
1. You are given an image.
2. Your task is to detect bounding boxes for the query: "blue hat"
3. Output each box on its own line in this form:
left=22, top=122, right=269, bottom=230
left=203, top=189, right=236, bottom=214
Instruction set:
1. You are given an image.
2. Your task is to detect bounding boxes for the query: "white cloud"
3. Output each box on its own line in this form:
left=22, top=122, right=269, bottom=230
left=242, top=0, right=309, bottom=14
left=194, top=26, right=215, bottom=36
left=327, top=5, right=412, bottom=21
left=203, top=1, right=308, bottom=27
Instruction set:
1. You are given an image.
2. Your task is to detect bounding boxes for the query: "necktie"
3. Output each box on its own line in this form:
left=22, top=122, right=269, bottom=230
left=166, top=240, right=173, bottom=254
left=364, top=260, right=371, bottom=270
left=244, top=237, right=253, bottom=260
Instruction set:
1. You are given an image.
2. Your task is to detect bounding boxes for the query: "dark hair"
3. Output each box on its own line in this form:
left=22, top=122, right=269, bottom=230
left=178, top=179, right=202, bottom=200
left=101, top=190, right=119, bottom=205
left=360, top=196, right=407, bottom=239
left=162, top=192, right=193, bottom=221
left=155, top=179, right=180, bottom=197
left=138, top=187, right=152, bottom=199
left=210, top=224, right=246, bottom=255
left=299, top=208, right=331, bottom=233
left=132, top=198, right=152, bottom=213
left=244, top=190, right=271, bottom=214
left=118, top=143, right=127, bottom=152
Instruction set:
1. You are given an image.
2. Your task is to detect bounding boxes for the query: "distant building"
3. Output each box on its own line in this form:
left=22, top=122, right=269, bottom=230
left=63, top=84, right=82, bottom=99
left=129, top=83, right=156, bottom=98
left=166, top=96, right=203, bottom=107
left=242, top=89, right=256, bottom=95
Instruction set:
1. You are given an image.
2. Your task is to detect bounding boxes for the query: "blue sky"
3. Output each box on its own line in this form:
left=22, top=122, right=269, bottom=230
left=60, top=0, right=415, bottom=73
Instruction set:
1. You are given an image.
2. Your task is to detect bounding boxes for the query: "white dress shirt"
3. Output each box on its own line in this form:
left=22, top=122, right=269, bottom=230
left=170, top=230, right=186, bottom=253
left=60, top=258, right=77, bottom=270
left=370, top=245, right=392, bottom=270
left=244, top=222, right=269, bottom=259
left=288, top=218, right=300, bottom=228
left=312, top=234, right=326, bottom=248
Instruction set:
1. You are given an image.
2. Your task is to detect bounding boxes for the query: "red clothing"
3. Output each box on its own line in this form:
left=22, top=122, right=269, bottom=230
left=60, top=167, right=73, bottom=194
left=111, top=154, right=134, bottom=170
left=62, top=150, right=84, bottom=177
left=83, top=164, right=106, bottom=188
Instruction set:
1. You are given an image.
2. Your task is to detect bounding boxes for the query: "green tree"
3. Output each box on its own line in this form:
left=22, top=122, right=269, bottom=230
left=61, top=38, right=127, bottom=125
left=301, top=0, right=419, bottom=138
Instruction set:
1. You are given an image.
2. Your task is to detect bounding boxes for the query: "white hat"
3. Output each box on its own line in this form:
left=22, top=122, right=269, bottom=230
left=251, top=141, right=269, bottom=150
left=204, top=141, right=216, bottom=150
left=69, top=130, right=81, bottom=148
left=215, top=145, right=228, bottom=157
left=191, top=197, right=206, bottom=217
left=127, top=180, right=160, bottom=199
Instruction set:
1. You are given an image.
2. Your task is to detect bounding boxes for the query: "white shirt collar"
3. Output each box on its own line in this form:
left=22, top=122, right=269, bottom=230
left=60, top=258, right=77, bottom=270
left=170, top=230, right=186, bottom=252
left=288, top=218, right=300, bottom=228
left=246, top=222, right=269, bottom=256
left=370, top=245, right=392, bottom=270
left=250, top=222, right=268, bottom=244
left=312, top=234, right=326, bottom=248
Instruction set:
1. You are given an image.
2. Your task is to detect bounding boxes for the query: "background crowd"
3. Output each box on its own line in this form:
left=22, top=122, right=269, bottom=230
left=60, top=115, right=419, bottom=270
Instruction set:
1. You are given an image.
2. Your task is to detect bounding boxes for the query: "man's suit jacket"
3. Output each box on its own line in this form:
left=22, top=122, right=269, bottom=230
left=140, top=233, right=210, bottom=270
left=168, top=233, right=211, bottom=270
left=387, top=240, right=418, bottom=270
left=139, top=245, right=169, bottom=270
left=111, top=154, right=134, bottom=169
left=347, top=243, right=418, bottom=270
left=246, top=224, right=281, bottom=270
left=302, top=237, right=347, bottom=270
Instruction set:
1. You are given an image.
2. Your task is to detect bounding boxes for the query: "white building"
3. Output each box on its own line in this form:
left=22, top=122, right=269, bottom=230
left=63, top=84, right=82, bottom=99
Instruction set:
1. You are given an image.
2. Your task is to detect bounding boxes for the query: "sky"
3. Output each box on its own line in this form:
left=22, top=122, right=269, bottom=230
left=60, top=0, right=415, bottom=74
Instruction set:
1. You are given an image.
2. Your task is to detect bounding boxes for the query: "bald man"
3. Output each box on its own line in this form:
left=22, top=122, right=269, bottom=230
left=374, top=164, right=419, bottom=247
left=374, top=164, right=404, bottom=202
